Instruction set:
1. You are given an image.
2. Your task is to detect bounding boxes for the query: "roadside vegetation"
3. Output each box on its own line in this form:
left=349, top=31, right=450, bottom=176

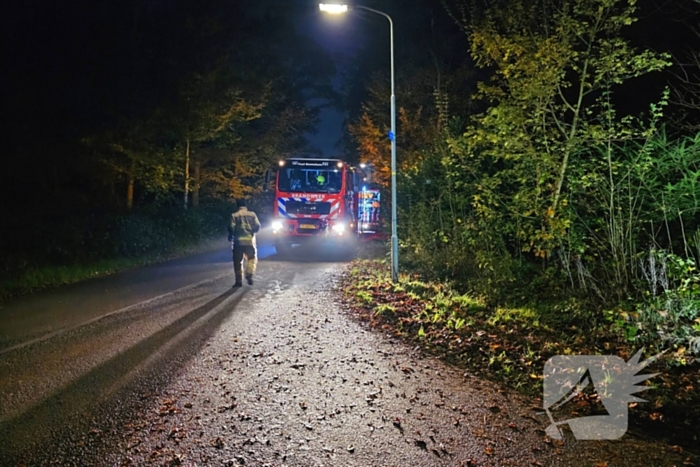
left=0, top=1, right=330, bottom=302
left=0, top=202, right=239, bottom=302
left=342, top=257, right=699, bottom=452
left=345, top=0, right=700, bottom=454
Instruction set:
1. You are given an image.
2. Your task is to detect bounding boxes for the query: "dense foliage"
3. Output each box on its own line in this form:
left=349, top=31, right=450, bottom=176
left=349, top=0, right=700, bottom=360
left=0, top=203, right=229, bottom=299
left=0, top=0, right=334, bottom=296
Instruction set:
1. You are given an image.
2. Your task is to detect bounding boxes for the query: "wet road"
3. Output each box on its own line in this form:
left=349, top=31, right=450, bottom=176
left=0, top=234, right=355, bottom=464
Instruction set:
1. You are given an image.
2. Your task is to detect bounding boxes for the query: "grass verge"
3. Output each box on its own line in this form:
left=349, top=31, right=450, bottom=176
left=0, top=237, right=225, bottom=304
left=339, top=258, right=700, bottom=456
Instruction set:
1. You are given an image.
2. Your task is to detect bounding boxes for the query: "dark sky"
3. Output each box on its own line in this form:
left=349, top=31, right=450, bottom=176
left=300, top=4, right=378, bottom=158
left=301, top=8, right=352, bottom=158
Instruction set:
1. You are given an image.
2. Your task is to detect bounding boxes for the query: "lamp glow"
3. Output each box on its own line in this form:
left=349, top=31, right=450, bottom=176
left=319, top=4, right=349, bottom=14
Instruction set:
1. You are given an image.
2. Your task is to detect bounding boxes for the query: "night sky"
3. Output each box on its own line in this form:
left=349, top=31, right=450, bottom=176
left=2, top=0, right=699, bottom=218
left=302, top=8, right=353, bottom=158
left=302, top=4, right=381, bottom=158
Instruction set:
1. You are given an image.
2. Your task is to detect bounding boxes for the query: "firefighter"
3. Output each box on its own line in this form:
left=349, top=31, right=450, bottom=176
left=228, top=199, right=261, bottom=287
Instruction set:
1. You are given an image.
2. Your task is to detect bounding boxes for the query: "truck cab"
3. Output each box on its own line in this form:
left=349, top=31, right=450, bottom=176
left=271, top=158, right=358, bottom=254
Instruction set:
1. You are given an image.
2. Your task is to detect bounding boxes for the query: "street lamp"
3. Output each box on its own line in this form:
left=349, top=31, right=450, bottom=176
left=319, top=3, right=399, bottom=283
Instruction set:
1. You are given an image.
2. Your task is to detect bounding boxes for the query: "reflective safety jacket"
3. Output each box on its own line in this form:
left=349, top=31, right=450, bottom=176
left=229, top=207, right=261, bottom=246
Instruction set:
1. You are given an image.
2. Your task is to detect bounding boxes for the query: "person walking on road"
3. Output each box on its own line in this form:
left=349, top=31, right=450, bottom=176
left=228, top=199, right=261, bottom=287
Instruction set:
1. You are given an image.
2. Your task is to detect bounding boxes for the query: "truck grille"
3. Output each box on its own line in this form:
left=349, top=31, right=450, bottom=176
left=284, top=200, right=332, bottom=215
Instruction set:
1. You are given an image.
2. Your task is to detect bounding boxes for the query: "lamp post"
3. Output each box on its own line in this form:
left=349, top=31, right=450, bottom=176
left=319, top=3, right=399, bottom=283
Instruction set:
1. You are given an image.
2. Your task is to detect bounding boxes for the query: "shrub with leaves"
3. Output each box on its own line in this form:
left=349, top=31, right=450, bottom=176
left=631, top=250, right=700, bottom=360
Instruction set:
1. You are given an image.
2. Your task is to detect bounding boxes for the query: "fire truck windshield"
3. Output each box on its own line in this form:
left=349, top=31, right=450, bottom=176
left=278, top=168, right=343, bottom=193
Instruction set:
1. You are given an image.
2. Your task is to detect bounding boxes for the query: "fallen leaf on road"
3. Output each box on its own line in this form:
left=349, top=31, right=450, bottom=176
left=218, top=404, right=236, bottom=413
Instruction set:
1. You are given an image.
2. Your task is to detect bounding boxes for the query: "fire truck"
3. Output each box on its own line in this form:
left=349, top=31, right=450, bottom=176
left=271, top=158, right=359, bottom=254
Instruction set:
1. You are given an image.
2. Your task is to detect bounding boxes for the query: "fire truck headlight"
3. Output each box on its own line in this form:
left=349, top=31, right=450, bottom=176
left=271, top=220, right=284, bottom=232
left=331, top=223, right=346, bottom=234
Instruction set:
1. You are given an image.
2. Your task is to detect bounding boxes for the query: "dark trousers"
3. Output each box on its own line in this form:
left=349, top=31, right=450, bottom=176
left=232, top=244, right=257, bottom=283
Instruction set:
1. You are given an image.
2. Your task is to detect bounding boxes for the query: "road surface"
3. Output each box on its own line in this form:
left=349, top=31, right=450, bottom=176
left=0, top=237, right=692, bottom=466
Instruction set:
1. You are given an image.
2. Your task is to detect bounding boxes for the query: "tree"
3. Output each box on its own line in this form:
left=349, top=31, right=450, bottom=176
left=84, top=111, right=178, bottom=210
left=445, top=0, right=671, bottom=260
left=349, top=68, right=466, bottom=187
left=168, top=65, right=265, bottom=209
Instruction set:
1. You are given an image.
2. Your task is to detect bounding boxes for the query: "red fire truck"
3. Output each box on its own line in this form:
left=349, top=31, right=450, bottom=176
left=271, top=158, right=358, bottom=254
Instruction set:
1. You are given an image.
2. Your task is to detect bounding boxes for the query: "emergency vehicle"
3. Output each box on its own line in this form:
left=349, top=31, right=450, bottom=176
left=357, top=187, right=381, bottom=234
left=271, top=158, right=358, bottom=253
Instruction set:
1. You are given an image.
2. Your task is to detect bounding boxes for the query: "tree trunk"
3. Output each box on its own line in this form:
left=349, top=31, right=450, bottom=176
left=193, top=158, right=201, bottom=207
left=184, top=138, right=190, bottom=210
left=127, top=174, right=134, bottom=211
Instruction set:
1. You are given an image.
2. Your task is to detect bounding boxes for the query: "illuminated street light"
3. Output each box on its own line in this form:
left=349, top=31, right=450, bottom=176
left=319, top=3, right=399, bottom=283
left=319, top=3, right=349, bottom=14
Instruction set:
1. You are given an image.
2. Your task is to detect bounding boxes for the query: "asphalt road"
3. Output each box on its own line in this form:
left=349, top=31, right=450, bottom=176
left=0, top=235, right=692, bottom=466
left=0, top=233, right=353, bottom=465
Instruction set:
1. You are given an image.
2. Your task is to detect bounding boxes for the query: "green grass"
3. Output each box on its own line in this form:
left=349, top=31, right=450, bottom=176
left=0, top=203, right=235, bottom=304
left=0, top=238, right=224, bottom=304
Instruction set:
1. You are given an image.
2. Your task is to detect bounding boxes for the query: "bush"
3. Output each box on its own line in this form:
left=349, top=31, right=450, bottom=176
left=605, top=250, right=700, bottom=362
left=0, top=202, right=234, bottom=299
left=636, top=291, right=700, bottom=358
